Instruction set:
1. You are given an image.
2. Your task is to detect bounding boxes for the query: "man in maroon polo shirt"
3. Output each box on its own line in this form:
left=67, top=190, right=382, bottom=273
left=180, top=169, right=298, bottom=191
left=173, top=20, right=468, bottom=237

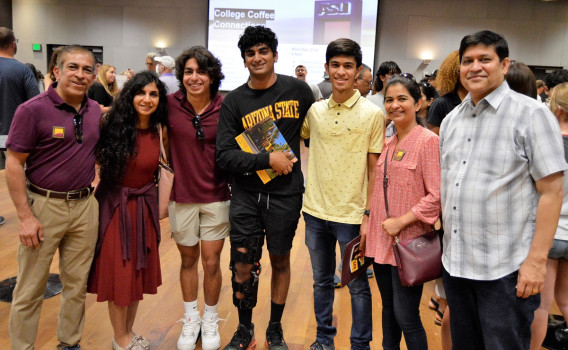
left=5, top=45, right=100, bottom=350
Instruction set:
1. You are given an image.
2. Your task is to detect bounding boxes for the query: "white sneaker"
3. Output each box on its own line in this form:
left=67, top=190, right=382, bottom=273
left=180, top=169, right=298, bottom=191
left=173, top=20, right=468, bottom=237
left=201, top=314, right=220, bottom=350
left=177, top=313, right=201, bottom=350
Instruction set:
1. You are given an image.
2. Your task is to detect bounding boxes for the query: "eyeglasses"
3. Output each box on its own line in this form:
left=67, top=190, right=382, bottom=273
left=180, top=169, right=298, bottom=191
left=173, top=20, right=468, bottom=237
left=192, top=115, right=205, bottom=140
left=73, top=114, right=83, bottom=144
left=388, top=73, right=415, bottom=83
left=358, top=77, right=373, bottom=86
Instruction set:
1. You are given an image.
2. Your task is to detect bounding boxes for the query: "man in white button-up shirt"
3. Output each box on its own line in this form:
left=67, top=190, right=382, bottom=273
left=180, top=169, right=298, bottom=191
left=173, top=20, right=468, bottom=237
left=440, top=30, right=568, bottom=350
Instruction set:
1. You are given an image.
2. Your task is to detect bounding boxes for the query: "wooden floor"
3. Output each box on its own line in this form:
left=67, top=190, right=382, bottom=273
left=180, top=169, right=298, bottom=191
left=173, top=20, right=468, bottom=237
left=0, top=146, right=446, bottom=349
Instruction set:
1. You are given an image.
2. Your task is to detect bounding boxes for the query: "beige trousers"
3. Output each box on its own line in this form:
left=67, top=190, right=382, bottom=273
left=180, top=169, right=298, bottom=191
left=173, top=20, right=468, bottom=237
left=9, top=191, right=98, bottom=350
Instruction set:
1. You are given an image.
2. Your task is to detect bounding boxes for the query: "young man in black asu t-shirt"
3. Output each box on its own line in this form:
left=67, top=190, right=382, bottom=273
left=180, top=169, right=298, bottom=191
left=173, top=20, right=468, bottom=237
left=216, top=26, right=314, bottom=350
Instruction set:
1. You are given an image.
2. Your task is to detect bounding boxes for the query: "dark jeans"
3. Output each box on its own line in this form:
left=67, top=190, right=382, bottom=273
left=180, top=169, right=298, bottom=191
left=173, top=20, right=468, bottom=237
left=373, top=263, right=427, bottom=350
left=443, top=268, right=540, bottom=350
left=303, top=212, right=372, bottom=350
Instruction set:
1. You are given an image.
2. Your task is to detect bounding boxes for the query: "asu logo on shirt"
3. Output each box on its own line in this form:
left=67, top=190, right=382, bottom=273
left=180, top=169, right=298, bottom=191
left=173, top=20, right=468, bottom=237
left=241, top=100, right=299, bottom=129
left=52, top=126, right=65, bottom=139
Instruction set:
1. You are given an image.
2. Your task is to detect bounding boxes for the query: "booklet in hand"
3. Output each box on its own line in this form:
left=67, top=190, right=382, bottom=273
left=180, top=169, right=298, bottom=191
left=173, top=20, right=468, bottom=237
left=340, top=235, right=373, bottom=287
left=235, top=116, right=297, bottom=184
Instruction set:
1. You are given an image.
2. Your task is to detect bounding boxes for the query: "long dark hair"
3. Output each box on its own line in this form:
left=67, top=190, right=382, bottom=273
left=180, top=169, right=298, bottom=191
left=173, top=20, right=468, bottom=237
left=95, top=70, right=168, bottom=183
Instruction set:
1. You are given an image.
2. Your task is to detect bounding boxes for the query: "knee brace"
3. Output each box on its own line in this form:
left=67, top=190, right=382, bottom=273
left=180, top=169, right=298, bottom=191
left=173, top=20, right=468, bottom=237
left=229, top=235, right=264, bottom=309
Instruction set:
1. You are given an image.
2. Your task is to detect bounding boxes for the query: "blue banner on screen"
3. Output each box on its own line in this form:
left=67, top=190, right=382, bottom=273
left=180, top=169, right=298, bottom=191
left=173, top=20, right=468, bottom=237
left=208, top=0, right=379, bottom=91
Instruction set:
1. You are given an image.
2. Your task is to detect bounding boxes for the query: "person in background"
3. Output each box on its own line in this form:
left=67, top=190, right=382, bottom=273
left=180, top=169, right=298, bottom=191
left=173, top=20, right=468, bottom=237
left=530, top=82, right=568, bottom=350
left=168, top=46, right=230, bottom=350
left=366, top=75, right=440, bottom=350
left=505, top=61, right=537, bottom=99
left=88, top=71, right=167, bottom=350
left=44, top=46, right=63, bottom=89
left=536, top=80, right=546, bottom=103
left=0, top=27, right=40, bottom=152
left=146, top=52, right=157, bottom=72
left=295, top=65, right=322, bottom=101
left=317, top=73, right=332, bottom=99
left=25, top=63, right=44, bottom=93
left=0, top=27, right=40, bottom=227
left=367, top=61, right=401, bottom=113
left=88, top=64, right=118, bottom=114
left=354, top=63, right=373, bottom=97
left=426, top=50, right=467, bottom=135
left=294, top=64, right=321, bottom=148
left=544, top=69, right=568, bottom=105
left=94, top=57, right=103, bottom=77
left=121, top=69, right=136, bottom=81
left=155, top=55, right=179, bottom=95
left=418, top=81, right=438, bottom=126
left=426, top=69, right=438, bottom=90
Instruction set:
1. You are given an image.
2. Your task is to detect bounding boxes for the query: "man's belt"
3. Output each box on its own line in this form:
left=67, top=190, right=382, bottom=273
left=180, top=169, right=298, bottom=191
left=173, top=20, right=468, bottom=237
left=27, top=182, right=94, bottom=201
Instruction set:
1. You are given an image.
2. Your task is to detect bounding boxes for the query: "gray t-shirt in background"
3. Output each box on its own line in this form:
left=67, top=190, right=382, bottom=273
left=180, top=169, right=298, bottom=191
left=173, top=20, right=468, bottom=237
left=0, top=57, right=40, bottom=148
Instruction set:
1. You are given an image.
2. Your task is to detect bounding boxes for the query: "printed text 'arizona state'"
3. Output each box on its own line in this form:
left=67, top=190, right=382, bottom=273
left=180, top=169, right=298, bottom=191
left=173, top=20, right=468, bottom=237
left=241, top=100, right=299, bottom=129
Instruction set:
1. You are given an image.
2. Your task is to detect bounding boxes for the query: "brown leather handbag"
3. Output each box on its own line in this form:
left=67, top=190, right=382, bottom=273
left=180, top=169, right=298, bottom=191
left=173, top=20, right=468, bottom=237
left=383, top=148, right=442, bottom=287
left=158, top=124, right=174, bottom=220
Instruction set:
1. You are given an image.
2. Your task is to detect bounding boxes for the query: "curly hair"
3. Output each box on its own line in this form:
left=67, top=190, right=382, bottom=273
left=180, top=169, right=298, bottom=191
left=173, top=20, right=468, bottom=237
left=95, top=71, right=168, bottom=184
left=175, top=46, right=224, bottom=97
left=238, top=26, right=278, bottom=59
left=435, top=50, right=460, bottom=96
left=96, top=64, right=119, bottom=98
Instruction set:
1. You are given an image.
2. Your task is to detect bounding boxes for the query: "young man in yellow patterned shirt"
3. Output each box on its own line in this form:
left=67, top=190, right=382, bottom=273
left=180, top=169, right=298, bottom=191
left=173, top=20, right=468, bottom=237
left=300, top=38, right=384, bottom=350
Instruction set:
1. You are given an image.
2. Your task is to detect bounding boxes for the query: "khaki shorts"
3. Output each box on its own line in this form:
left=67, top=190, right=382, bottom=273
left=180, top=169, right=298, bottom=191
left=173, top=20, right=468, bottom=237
left=169, top=200, right=230, bottom=247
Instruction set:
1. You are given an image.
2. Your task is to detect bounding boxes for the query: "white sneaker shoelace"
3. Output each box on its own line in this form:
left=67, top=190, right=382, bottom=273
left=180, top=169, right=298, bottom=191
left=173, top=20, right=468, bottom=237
left=201, top=318, right=219, bottom=335
left=178, top=317, right=201, bottom=339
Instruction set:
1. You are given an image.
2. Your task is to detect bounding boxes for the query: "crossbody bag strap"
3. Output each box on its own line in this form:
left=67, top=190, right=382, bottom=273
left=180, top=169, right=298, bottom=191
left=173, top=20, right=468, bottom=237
left=158, top=123, right=168, bottom=164
left=383, top=146, right=390, bottom=218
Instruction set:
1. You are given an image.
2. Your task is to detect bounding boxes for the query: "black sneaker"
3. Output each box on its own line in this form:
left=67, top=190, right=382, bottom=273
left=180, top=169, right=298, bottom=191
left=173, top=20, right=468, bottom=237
left=0, top=216, right=5, bottom=225
left=62, top=345, right=80, bottom=350
left=223, top=323, right=256, bottom=350
left=309, top=340, right=335, bottom=350
left=265, top=321, right=288, bottom=349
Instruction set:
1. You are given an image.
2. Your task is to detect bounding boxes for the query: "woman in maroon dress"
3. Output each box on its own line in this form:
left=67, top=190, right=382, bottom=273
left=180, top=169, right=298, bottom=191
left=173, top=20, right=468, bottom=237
left=88, top=71, right=168, bottom=350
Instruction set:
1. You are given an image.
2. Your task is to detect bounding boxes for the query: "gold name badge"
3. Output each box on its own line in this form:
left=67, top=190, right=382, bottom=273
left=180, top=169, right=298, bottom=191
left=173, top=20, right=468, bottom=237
left=393, top=150, right=406, bottom=161
left=52, top=126, right=65, bottom=139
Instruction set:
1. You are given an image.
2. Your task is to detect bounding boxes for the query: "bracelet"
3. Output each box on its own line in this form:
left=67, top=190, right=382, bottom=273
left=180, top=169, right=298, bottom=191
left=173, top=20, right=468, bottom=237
left=364, top=209, right=371, bottom=216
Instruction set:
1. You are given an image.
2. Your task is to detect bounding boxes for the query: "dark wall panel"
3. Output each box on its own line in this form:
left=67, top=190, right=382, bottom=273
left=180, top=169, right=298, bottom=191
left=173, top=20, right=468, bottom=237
left=0, top=0, right=12, bottom=28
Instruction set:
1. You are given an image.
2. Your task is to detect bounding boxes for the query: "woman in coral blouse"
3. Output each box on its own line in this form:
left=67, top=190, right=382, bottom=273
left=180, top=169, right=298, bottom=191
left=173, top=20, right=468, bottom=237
left=365, top=75, right=441, bottom=350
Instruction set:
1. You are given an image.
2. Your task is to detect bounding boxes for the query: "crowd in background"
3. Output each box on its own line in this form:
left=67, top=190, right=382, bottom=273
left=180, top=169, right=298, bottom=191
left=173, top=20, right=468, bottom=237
left=3, top=24, right=568, bottom=350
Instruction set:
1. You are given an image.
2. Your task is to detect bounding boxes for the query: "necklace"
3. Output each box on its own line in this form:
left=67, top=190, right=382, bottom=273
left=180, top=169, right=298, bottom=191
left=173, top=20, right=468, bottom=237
left=195, top=100, right=211, bottom=115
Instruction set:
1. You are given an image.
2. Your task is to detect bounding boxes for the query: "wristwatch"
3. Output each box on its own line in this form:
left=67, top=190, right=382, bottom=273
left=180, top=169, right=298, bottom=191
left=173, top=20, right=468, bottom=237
left=363, top=209, right=371, bottom=216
